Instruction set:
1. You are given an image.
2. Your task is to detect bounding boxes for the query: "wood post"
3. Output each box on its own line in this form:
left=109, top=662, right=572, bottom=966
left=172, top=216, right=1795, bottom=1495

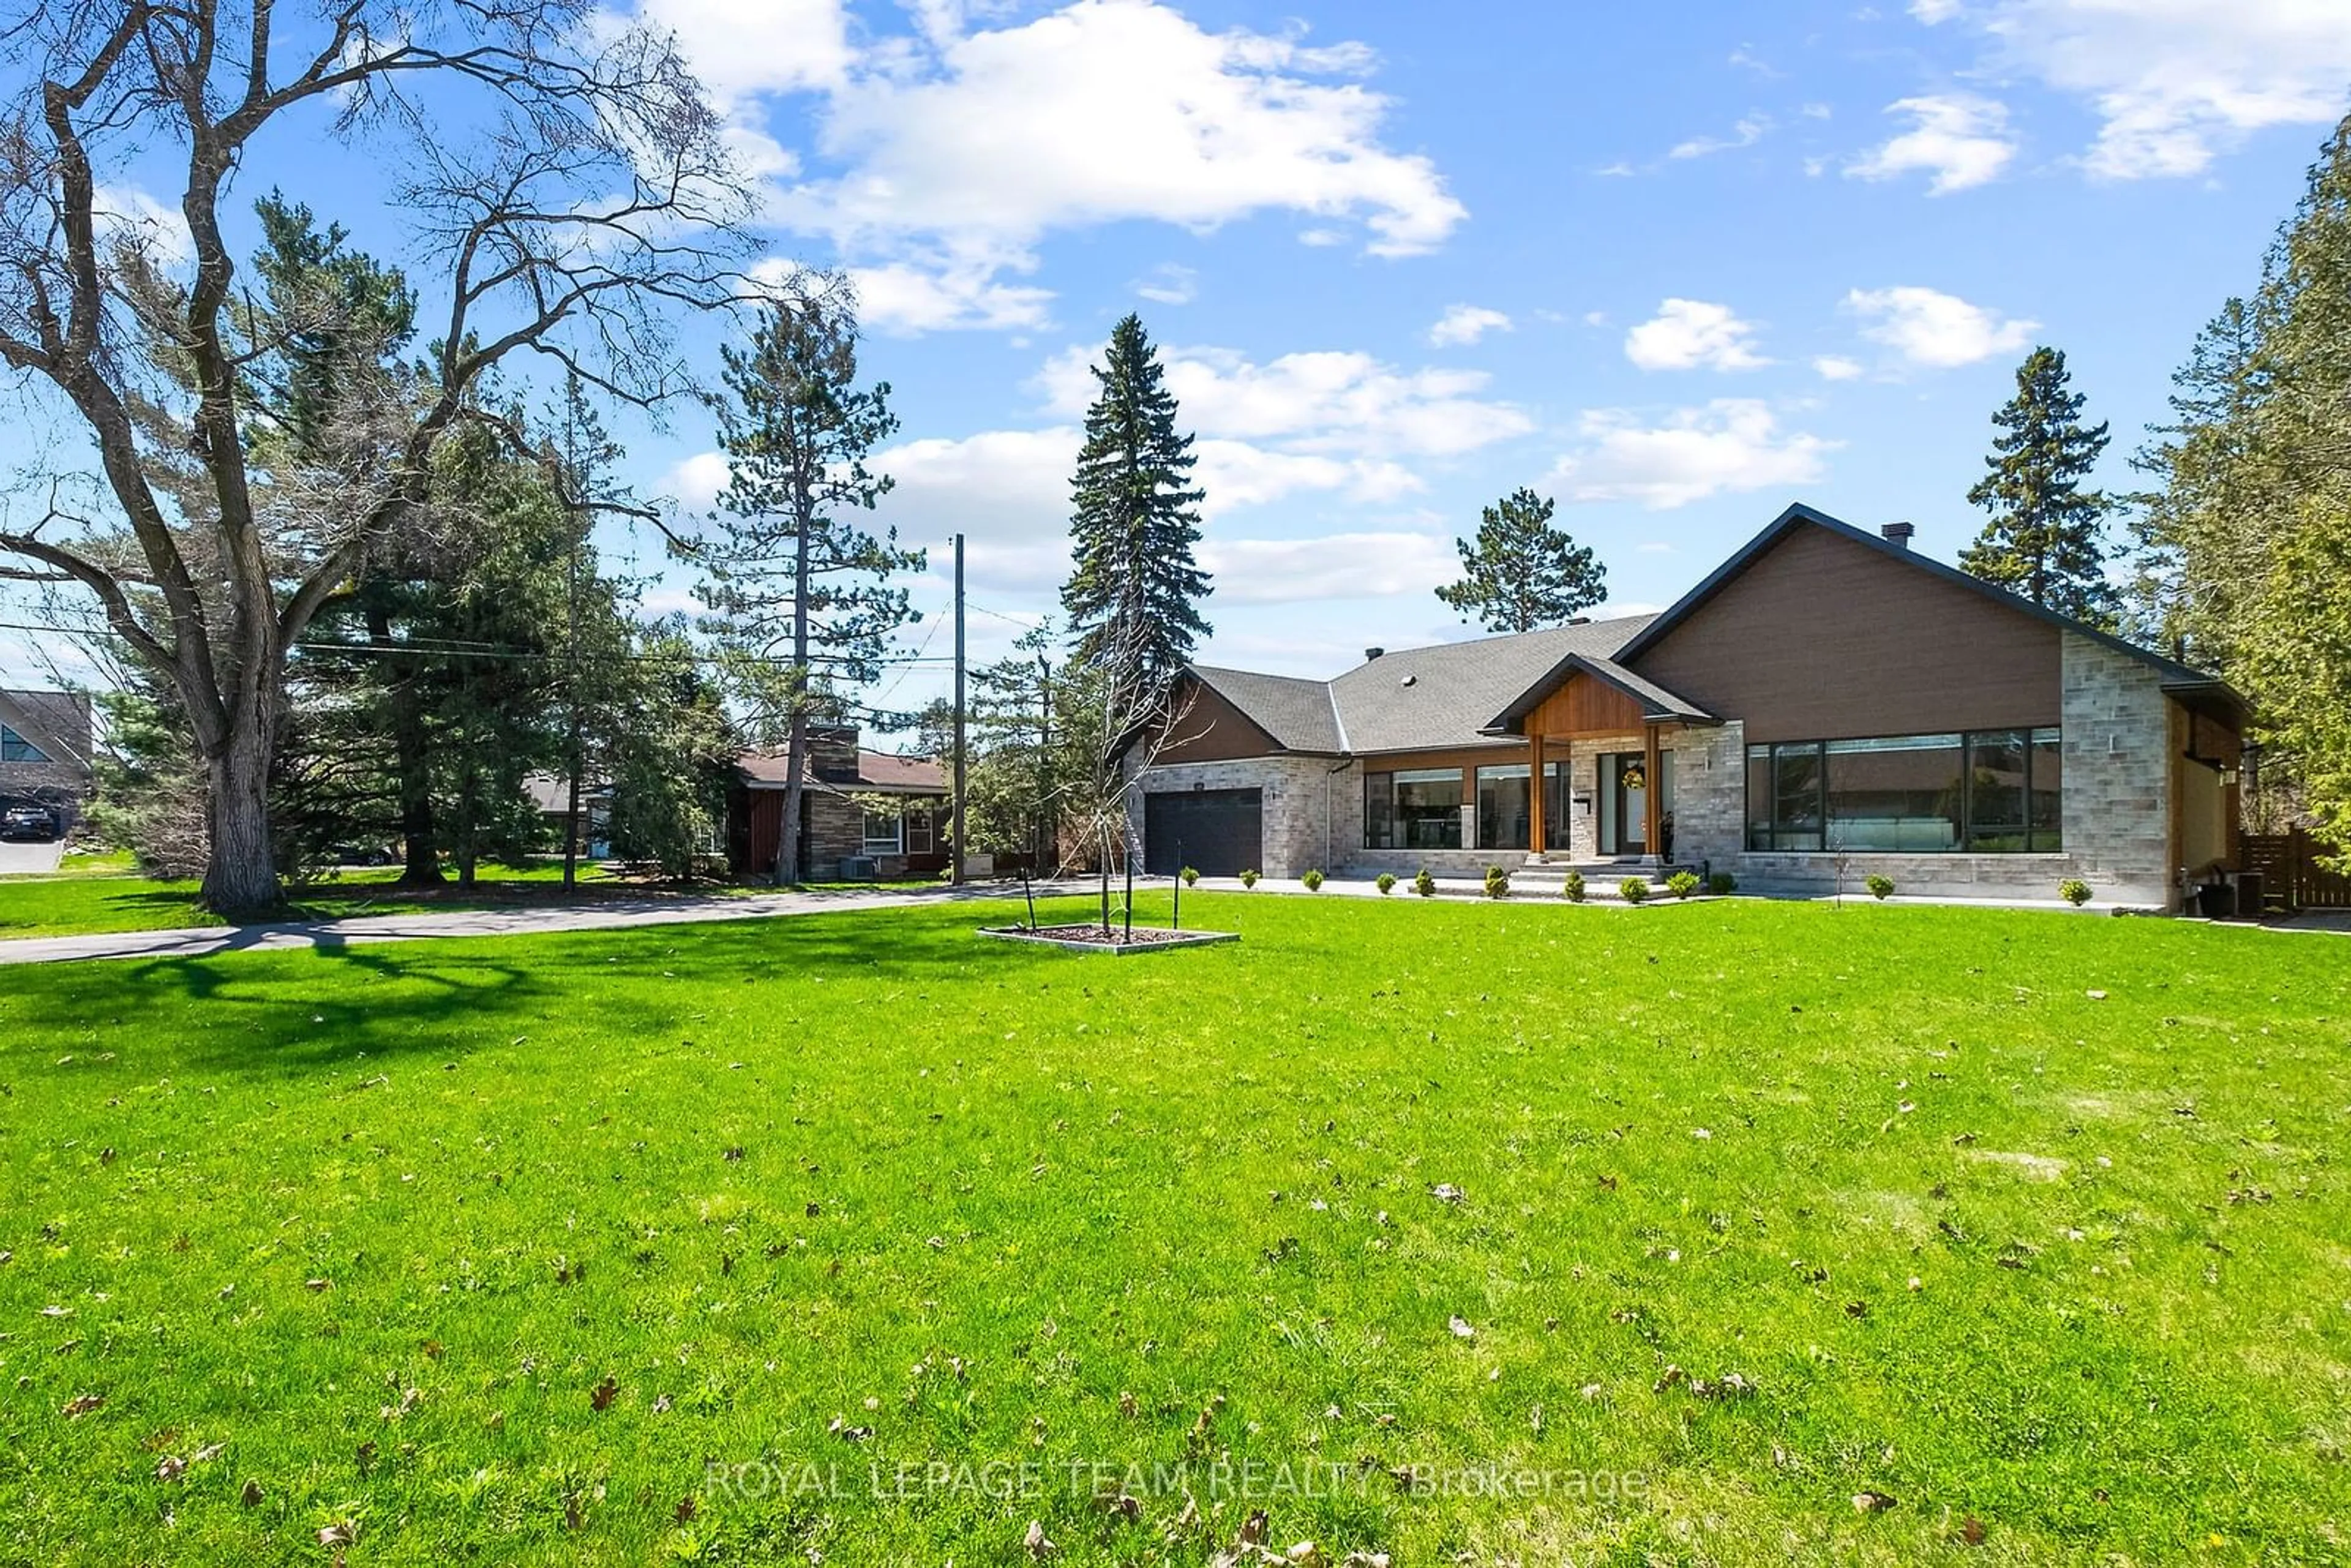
left=1642, top=724, right=1662, bottom=861
left=1528, top=731, right=1547, bottom=857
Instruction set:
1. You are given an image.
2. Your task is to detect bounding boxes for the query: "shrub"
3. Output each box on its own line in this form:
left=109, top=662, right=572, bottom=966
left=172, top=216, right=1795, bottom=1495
left=1180, top=866, right=1199, bottom=888
left=1239, top=869, right=1259, bottom=889
left=1302, top=868, right=1325, bottom=892
left=2059, top=877, right=2092, bottom=907
left=1618, top=876, right=1650, bottom=904
left=1706, top=871, right=1736, bottom=896
left=1375, top=871, right=1397, bottom=896
left=1667, top=870, right=1701, bottom=899
left=1865, top=873, right=1895, bottom=901
left=1483, top=865, right=1510, bottom=899
left=1562, top=869, right=1587, bottom=902
left=1412, top=868, right=1436, bottom=898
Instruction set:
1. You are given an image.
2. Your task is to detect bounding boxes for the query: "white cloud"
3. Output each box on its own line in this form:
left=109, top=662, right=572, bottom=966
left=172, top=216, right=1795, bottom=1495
left=1813, top=354, right=1866, bottom=381
left=1134, top=263, right=1198, bottom=305
left=1037, top=342, right=1534, bottom=457
left=1847, top=94, right=2017, bottom=193
left=1550, top=400, right=1838, bottom=510
left=842, top=417, right=1430, bottom=599
left=1670, top=113, right=1772, bottom=159
left=1427, top=304, right=1512, bottom=347
left=1199, top=531, right=1456, bottom=603
left=92, top=184, right=193, bottom=267
left=1914, top=0, right=2351, bottom=179
left=706, top=0, right=1464, bottom=329
left=1846, top=285, right=2038, bottom=367
left=658, top=449, right=734, bottom=512
left=849, top=257, right=1054, bottom=333
left=1623, top=299, right=1769, bottom=372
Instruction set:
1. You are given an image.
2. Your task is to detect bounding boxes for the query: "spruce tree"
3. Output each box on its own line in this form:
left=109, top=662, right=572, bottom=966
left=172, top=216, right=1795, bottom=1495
left=1960, top=346, right=2120, bottom=628
left=1434, top=487, right=1607, bottom=633
left=1060, top=315, right=1212, bottom=697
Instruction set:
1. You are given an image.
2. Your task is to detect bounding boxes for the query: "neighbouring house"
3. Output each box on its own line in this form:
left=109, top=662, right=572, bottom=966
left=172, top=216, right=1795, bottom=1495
left=523, top=773, right=615, bottom=858
left=1131, top=503, right=2247, bottom=910
left=0, top=688, right=96, bottom=831
left=728, top=726, right=951, bottom=881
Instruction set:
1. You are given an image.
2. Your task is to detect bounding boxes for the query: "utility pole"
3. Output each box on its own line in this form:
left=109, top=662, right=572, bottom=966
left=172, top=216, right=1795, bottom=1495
left=1037, top=653, right=1052, bottom=876
left=951, top=532, right=967, bottom=887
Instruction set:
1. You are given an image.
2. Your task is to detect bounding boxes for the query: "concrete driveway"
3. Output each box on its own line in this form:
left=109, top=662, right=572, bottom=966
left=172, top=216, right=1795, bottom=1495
left=0, top=838, right=64, bottom=876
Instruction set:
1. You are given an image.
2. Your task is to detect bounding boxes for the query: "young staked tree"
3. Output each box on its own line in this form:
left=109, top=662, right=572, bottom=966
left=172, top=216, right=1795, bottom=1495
left=694, top=274, right=923, bottom=885
left=0, top=2, right=753, bottom=918
left=1960, top=347, right=2121, bottom=628
left=1061, top=315, right=1212, bottom=706
left=1434, top=487, right=1607, bottom=633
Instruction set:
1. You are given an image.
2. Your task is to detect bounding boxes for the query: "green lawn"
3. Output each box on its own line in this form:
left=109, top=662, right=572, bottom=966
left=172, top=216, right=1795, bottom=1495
left=1, top=896, right=2344, bottom=1564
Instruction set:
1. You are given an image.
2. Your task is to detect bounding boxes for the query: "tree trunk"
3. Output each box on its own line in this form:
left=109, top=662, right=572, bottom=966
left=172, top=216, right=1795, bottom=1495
left=200, top=723, right=283, bottom=921
left=777, top=496, right=814, bottom=887
left=367, top=599, right=442, bottom=888
left=779, top=705, right=808, bottom=886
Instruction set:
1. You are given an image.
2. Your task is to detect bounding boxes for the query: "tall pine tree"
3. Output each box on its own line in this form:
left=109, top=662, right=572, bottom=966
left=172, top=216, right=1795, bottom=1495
left=1434, top=487, right=1607, bottom=633
left=1960, top=346, right=2120, bottom=628
left=1060, top=315, right=1212, bottom=698
left=696, top=274, right=923, bottom=884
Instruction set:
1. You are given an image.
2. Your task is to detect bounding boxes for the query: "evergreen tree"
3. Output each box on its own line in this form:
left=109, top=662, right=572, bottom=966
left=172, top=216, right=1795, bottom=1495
left=1960, top=347, right=2121, bottom=628
left=1434, top=487, right=1607, bottom=633
left=695, top=274, right=923, bottom=884
left=2137, top=113, right=2351, bottom=853
left=1060, top=315, right=1212, bottom=699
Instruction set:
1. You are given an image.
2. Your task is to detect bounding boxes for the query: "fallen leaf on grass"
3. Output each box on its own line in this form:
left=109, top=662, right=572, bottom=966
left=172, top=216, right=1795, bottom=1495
left=61, top=1392, right=103, bottom=1417
left=1024, top=1518, right=1056, bottom=1558
left=317, top=1521, right=357, bottom=1547
left=1447, top=1316, right=1475, bottom=1340
left=240, top=1478, right=264, bottom=1508
left=590, top=1376, right=618, bottom=1412
left=1430, top=1183, right=1466, bottom=1205
left=1852, top=1490, right=1898, bottom=1514
left=1961, top=1515, right=1987, bottom=1545
left=304, top=1278, right=331, bottom=1292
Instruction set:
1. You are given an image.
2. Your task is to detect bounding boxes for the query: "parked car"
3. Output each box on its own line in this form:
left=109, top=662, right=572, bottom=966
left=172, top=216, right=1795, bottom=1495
left=1, top=803, right=58, bottom=842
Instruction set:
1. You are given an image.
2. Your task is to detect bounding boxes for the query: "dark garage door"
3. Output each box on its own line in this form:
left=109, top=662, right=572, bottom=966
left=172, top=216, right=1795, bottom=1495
left=1145, top=788, right=1262, bottom=877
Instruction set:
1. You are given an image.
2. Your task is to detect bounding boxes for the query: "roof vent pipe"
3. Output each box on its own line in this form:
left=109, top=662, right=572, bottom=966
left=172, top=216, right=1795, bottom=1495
left=1881, top=522, right=1915, bottom=549
left=1363, top=647, right=1384, bottom=661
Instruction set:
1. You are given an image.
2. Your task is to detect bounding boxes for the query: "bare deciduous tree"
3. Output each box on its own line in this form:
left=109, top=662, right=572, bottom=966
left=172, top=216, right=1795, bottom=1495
left=0, top=1, right=755, bottom=916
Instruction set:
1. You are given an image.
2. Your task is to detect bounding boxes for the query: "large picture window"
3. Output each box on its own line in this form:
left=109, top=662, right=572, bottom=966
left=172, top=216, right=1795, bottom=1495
left=1473, top=762, right=1563, bottom=851
left=1365, top=767, right=1465, bottom=850
left=863, top=808, right=904, bottom=855
left=0, top=725, right=48, bottom=764
left=1747, top=728, right=2061, bottom=853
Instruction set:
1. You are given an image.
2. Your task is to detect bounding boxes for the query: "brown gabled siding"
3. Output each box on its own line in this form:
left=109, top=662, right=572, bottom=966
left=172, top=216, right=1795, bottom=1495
left=1153, top=679, right=1288, bottom=763
left=1626, top=523, right=2061, bottom=743
left=1523, top=672, right=1649, bottom=738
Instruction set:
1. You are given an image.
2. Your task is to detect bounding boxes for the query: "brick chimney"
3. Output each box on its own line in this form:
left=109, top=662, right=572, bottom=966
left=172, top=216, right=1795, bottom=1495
left=1880, top=522, right=1915, bottom=549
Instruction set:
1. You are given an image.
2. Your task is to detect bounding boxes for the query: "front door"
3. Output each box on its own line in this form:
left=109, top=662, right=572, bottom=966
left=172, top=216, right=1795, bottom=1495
left=1612, top=754, right=1648, bottom=856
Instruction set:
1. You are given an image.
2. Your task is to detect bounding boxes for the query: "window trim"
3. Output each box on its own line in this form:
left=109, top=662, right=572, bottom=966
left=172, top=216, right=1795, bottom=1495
left=1745, top=727, right=2063, bottom=854
left=861, top=808, right=905, bottom=855
left=0, top=724, right=50, bottom=765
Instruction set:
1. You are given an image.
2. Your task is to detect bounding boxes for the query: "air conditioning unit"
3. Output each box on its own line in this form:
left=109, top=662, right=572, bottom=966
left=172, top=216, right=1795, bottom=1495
left=838, top=856, right=878, bottom=881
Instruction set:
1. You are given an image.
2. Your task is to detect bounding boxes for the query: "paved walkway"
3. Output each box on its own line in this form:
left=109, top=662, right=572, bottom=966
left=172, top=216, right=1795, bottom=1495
left=0, top=839, right=65, bottom=876
left=0, top=880, right=1093, bottom=966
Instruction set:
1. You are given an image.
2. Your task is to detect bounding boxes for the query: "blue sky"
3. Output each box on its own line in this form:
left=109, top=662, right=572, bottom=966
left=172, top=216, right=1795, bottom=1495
left=7, top=0, right=2351, bottom=729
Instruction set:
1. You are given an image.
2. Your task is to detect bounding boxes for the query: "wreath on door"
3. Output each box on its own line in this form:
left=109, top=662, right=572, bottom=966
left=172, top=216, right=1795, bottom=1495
left=1619, top=763, right=1648, bottom=792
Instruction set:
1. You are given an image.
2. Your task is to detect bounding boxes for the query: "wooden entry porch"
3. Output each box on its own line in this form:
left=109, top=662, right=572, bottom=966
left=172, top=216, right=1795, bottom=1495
left=1517, top=672, right=1689, bottom=861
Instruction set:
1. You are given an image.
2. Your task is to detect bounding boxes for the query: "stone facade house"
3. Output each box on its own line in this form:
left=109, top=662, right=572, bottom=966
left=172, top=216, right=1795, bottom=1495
left=1130, top=504, right=2246, bottom=910
left=727, top=726, right=951, bottom=881
left=0, top=688, right=96, bottom=831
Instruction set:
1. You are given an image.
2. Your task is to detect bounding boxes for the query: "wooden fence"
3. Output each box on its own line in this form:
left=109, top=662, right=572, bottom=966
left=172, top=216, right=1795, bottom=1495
left=2241, top=830, right=2351, bottom=912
